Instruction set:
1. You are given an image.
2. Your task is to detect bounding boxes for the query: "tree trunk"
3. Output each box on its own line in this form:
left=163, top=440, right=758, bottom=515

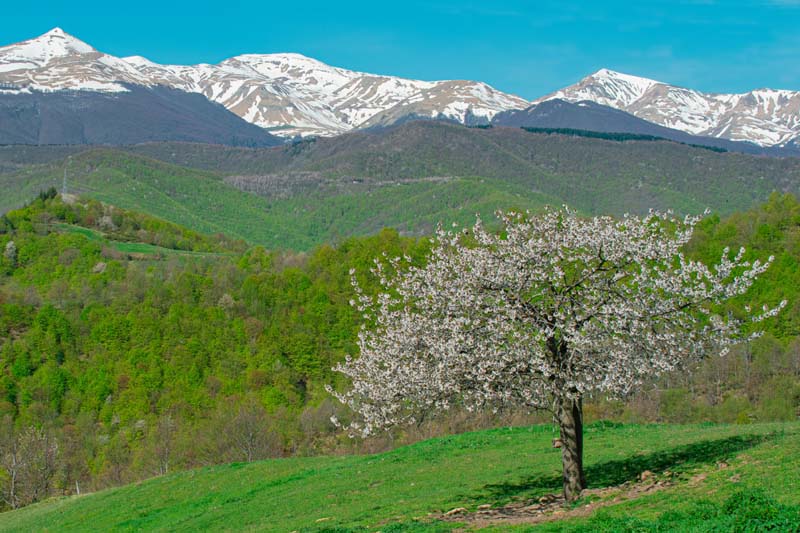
left=556, top=395, right=585, bottom=502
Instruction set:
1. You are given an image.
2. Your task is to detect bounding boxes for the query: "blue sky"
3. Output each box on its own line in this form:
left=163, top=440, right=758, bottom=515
left=2, top=1, right=799, bottom=99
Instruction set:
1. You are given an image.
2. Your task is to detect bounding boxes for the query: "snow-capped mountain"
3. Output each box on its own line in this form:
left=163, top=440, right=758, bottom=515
left=0, top=28, right=154, bottom=92
left=539, top=69, right=800, bottom=147
left=0, top=29, right=529, bottom=137
left=4, top=29, right=798, bottom=147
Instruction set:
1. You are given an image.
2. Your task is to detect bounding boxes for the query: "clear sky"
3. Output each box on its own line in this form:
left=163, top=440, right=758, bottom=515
left=2, top=0, right=799, bottom=99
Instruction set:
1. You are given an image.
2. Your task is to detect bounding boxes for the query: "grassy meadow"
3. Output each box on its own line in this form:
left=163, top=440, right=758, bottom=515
left=1, top=421, right=797, bottom=531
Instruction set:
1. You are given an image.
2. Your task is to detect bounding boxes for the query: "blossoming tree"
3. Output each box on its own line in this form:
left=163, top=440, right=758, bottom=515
left=330, top=208, right=784, bottom=501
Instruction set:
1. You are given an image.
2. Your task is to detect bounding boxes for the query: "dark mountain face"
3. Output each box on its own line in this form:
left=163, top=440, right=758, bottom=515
left=491, top=99, right=800, bottom=157
left=0, top=85, right=282, bottom=147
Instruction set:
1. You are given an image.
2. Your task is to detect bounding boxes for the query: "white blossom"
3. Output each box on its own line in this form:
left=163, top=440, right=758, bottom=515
left=328, top=207, right=785, bottom=437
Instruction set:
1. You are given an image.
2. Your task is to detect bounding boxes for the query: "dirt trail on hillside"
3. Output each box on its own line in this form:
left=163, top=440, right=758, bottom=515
left=439, top=472, right=685, bottom=529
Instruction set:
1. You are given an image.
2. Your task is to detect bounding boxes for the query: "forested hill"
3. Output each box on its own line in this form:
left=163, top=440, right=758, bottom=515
left=0, top=194, right=431, bottom=508
left=0, top=193, right=798, bottom=510
left=125, top=121, right=800, bottom=212
left=3, top=121, right=800, bottom=250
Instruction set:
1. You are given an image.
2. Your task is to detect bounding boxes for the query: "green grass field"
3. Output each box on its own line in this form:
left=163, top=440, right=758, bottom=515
left=1, top=422, right=797, bottom=532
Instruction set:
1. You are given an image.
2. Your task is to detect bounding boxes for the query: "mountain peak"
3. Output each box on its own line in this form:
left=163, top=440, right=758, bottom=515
left=588, top=68, right=660, bottom=87
left=227, top=52, right=345, bottom=73
left=542, top=66, right=800, bottom=147
left=34, top=27, right=94, bottom=52
left=44, top=27, right=68, bottom=37
left=592, top=67, right=619, bottom=77
left=0, top=27, right=96, bottom=64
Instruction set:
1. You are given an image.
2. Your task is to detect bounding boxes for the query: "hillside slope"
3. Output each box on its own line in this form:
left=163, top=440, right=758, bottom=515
left=0, top=149, right=305, bottom=246
left=0, top=422, right=797, bottom=531
left=0, top=148, right=558, bottom=250
left=0, top=86, right=282, bottom=146
left=1, top=195, right=799, bottom=528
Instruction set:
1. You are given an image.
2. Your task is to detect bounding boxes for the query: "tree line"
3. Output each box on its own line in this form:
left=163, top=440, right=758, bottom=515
left=521, top=127, right=728, bottom=152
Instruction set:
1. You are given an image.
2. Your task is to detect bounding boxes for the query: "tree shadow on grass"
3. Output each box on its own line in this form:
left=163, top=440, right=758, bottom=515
left=466, top=432, right=777, bottom=504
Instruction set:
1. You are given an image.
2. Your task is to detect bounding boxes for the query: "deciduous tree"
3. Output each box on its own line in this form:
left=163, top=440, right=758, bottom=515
left=331, top=208, right=784, bottom=501
left=0, top=420, right=59, bottom=509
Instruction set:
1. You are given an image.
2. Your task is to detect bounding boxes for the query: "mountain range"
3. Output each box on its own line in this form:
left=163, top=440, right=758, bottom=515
left=0, top=28, right=799, bottom=150
left=0, top=28, right=527, bottom=139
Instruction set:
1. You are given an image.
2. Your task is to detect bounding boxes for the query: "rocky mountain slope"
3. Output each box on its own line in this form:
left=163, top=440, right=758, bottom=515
left=0, top=29, right=528, bottom=138
left=539, top=69, right=800, bottom=147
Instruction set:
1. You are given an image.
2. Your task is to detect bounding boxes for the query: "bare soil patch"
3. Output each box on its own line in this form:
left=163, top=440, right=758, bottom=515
left=439, top=473, right=677, bottom=528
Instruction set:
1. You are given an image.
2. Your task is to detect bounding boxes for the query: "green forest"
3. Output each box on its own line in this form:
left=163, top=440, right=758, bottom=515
left=0, top=191, right=798, bottom=510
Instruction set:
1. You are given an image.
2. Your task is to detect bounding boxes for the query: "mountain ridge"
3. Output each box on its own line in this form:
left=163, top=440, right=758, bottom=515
left=0, top=29, right=528, bottom=138
left=2, top=29, right=799, bottom=146
left=6, top=120, right=800, bottom=250
left=539, top=68, right=800, bottom=148
left=491, top=99, right=800, bottom=157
